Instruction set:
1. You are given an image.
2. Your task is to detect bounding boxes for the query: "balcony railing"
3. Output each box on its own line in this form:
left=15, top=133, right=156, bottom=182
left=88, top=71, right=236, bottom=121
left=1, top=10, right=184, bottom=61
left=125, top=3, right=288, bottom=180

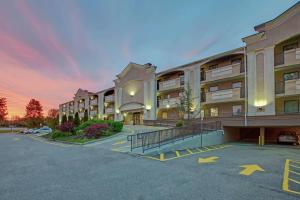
left=90, top=99, right=98, bottom=105
left=90, top=110, right=98, bottom=116
left=105, top=95, right=115, bottom=102
left=203, top=63, right=244, bottom=82
left=275, top=48, right=300, bottom=66
left=275, top=79, right=300, bottom=95
left=105, top=107, right=114, bottom=114
left=158, top=97, right=181, bottom=108
left=203, top=87, right=245, bottom=104
left=158, top=76, right=184, bottom=91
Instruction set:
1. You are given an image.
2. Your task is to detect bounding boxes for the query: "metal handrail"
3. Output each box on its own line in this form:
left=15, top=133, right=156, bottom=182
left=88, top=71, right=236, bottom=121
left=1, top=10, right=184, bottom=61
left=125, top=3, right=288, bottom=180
left=127, top=121, right=221, bottom=152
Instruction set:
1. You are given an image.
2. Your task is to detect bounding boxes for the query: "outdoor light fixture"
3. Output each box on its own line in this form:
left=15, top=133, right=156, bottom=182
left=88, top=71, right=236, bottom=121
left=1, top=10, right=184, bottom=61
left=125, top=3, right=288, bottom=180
left=166, top=104, right=170, bottom=108
left=104, top=102, right=108, bottom=107
left=146, top=105, right=151, bottom=110
left=129, top=91, right=135, bottom=97
left=116, top=109, right=120, bottom=114
left=123, top=113, right=127, bottom=117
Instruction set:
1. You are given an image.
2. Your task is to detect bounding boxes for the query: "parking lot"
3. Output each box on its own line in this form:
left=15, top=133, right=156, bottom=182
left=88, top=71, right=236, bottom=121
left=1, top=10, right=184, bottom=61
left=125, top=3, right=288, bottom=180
left=0, top=133, right=299, bottom=200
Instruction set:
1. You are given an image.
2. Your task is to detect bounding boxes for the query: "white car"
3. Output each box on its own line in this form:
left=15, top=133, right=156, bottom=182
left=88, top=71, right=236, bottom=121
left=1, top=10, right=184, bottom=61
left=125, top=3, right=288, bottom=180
left=34, top=126, right=52, bottom=134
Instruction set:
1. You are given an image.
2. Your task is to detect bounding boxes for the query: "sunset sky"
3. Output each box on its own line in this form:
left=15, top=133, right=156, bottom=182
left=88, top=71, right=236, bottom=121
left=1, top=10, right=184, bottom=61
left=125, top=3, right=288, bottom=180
left=0, top=0, right=298, bottom=118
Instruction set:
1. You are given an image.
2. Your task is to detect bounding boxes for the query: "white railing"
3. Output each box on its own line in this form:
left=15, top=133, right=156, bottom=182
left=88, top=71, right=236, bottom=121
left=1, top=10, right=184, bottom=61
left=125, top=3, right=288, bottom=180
left=105, top=95, right=115, bottom=102
left=284, top=48, right=300, bottom=66
left=159, top=76, right=184, bottom=91
left=158, top=97, right=181, bottom=108
left=105, top=107, right=114, bottom=114
left=205, top=88, right=243, bottom=104
left=285, top=78, right=300, bottom=96
left=205, top=63, right=243, bottom=81
left=90, top=99, right=98, bottom=105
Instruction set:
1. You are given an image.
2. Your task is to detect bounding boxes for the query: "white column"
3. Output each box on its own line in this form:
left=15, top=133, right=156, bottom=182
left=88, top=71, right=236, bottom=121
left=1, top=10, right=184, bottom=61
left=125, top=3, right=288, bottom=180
left=193, top=66, right=201, bottom=118
left=150, top=79, right=156, bottom=120
left=98, top=93, right=104, bottom=119
left=143, top=81, right=148, bottom=120
left=264, top=46, right=275, bottom=115
left=247, top=51, right=256, bottom=116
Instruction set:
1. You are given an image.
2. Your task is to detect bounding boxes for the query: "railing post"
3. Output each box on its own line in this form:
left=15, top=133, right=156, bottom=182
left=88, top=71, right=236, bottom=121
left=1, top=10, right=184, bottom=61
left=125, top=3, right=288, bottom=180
left=159, top=131, right=161, bottom=148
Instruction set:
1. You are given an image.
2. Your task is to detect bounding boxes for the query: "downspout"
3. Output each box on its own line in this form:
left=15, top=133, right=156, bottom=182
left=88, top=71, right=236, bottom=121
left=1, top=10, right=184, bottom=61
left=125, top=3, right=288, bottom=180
left=244, top=46, right=248, bottom=127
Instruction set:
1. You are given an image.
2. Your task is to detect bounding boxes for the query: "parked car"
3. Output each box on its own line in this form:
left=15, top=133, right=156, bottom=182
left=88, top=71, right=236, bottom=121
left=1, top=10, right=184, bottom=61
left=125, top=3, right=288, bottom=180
left=278, top=131, right=299, bottom=145
left=33, top=126, right=52, bottom=134
left=23, top=128, right=37, bottom=134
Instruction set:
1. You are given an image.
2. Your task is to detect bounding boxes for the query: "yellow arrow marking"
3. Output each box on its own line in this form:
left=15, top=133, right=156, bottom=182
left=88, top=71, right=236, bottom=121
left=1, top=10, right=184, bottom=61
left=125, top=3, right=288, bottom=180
left=112, top=140, right=126, bottom=145
left=239, top=165, right=265, bottom=176
left=198, top=156, right=219, bottom=164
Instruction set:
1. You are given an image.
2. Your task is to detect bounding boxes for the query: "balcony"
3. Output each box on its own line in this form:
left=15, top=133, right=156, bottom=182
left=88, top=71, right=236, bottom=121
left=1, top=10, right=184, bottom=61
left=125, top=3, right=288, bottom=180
left=105, top=95, right=115, bottom=102
left=78, top=103, right=85, bottom=109
left=90, top=110, right=98, bottom=117
left=275, top=79, right=300, bottom=96
left=158, top=76, right=184, bottom=92
left=90, top=99, right=98, bottom=105
left=105, top=107, right=114, bottom=114
left=203, top=88, right=244, bottom=104
left=158, top=97, right=180, bottom=109
left=275, top=48, right=300, bottom=67
left=203, top=63, right=244, bottom=82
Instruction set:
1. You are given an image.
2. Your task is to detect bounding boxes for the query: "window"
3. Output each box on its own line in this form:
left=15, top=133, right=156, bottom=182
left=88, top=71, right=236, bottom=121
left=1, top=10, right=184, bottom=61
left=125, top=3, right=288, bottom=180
left=284, top=100, right=299, bottom=113
left=283, top=72, right=299, bottom=81
left=232, top=82, right=242, bottom=88
left=210, top=107, right=218, bottom=117
left=232, top=105, right=242, bottom=116
left=283, top=43, right=298, bottom=52
left=209, top=64, right=218, bottom=70
left=209, top=86, right=218, bottom=92
left=231, top=58, right=242, bottom=64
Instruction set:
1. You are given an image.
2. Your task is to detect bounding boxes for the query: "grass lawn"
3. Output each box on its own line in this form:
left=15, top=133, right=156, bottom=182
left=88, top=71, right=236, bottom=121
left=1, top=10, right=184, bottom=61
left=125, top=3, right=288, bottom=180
left=0, top=130, right=20, bottom=133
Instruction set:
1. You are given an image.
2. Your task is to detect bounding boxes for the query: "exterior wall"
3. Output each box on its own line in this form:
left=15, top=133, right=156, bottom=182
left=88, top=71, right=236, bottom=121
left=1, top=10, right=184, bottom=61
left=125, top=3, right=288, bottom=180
left=114, top=63, right=156, bottom=122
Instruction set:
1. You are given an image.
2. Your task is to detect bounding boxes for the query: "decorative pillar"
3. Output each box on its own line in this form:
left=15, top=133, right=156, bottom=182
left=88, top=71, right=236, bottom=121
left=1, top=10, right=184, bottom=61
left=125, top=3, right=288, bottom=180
left=98, top=93, right=104, bottom=119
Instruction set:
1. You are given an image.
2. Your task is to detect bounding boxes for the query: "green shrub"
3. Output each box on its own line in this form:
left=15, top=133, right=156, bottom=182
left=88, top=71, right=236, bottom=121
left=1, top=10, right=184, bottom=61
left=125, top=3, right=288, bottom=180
left=107, top=121, right=123, bottom=132
left=51, top=130, right=71, bottom=139
left=176, top=120, right=183, bottom=127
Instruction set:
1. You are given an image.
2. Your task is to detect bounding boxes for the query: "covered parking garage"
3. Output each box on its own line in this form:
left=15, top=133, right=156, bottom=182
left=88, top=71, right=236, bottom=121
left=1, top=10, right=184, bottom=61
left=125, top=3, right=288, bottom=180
left=219, top=115, right=300, bottom=146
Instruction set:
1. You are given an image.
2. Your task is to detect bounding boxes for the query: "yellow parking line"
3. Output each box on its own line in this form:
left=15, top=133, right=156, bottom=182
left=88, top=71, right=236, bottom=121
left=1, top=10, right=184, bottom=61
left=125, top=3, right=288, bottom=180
left=112, top=140, right=127, bottom=145
left=289, top=170, right=300, bottom=176
left=289, top=178, right=300, bottom=185
left=290, top=164, right=300, bottom=169
left=175, top=151, right=180, bottom=157
left=186, top=149, right=193, bottom=154
left=282, top=159, right=300, bottom=195
left=159, top=153, right=165, bottom=161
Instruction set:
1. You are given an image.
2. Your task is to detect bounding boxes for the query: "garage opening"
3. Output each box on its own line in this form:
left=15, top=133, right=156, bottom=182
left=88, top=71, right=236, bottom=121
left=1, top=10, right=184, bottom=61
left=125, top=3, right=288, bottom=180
left=224, top=126, right=300, bottom=145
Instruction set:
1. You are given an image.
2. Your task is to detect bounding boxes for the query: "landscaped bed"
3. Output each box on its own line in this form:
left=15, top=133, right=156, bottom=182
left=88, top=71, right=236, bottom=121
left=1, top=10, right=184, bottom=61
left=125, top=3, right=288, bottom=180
left=42, top=119, right=123, bottom=144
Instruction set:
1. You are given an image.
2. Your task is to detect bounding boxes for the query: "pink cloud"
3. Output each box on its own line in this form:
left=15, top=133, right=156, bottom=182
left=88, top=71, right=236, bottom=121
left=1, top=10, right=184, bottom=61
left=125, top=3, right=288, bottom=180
left=15, top=0, right=82, bottom=78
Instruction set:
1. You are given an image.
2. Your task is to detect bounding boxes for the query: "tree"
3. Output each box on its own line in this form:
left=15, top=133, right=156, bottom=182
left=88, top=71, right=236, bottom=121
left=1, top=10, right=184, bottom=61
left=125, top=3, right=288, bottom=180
left=46, top=109, right=59, bottom=129
left=83, top=109, right=88, bottom=122
left=24, top=99, right=43, bottom=128
left=68, top=115, right=74, bottom=122
left=74, top=112, right=80, bottom=127
left=0, top=97, right=8, bottom=123
left=62, top=115, right=67, bottom=124
left=176, top=82, right=200, bottom=126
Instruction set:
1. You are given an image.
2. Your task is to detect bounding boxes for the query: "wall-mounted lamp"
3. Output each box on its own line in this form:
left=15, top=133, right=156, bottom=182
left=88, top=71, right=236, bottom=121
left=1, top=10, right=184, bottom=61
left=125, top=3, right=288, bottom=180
left=166, top=104, right=170, bottom=108
left=123, top=113, right=127, bottom=117
left=116, top=109, right=120, bottom=114
left=145, top=105, right=152, bottom=110
left=129, top=91, right=135, bottom=97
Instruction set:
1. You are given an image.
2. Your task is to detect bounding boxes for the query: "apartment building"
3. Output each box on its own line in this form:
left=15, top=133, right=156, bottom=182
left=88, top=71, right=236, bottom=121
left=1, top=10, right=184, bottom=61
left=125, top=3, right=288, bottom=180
left=59, top=2, right=300, bottom=142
